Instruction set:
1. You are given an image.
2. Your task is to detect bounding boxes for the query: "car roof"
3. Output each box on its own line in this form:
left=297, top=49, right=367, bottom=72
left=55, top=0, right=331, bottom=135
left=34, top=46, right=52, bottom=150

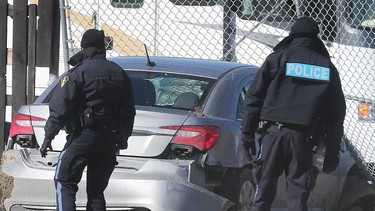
left=109, top=56, right=258, bottom=79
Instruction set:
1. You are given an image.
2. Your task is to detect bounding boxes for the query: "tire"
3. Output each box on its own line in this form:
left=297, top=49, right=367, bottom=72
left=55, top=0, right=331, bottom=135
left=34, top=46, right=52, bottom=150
left=215, top=167, right=256, bottom=211
left=337, top=173, right=375, bottom=211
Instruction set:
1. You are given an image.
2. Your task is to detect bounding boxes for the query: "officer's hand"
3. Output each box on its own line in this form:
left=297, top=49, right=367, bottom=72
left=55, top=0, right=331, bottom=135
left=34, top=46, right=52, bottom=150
left=323, top=153, right=339, bottom=173
left=243, top=139, right=256, bottom=156
left=40, top=139, right=53, bottom=158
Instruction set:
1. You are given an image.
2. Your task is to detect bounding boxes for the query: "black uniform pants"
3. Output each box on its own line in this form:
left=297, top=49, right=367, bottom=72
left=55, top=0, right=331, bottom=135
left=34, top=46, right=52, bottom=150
left=54, top=129, right=117, bottom=211
left=251, top=125, right=316, bottom=211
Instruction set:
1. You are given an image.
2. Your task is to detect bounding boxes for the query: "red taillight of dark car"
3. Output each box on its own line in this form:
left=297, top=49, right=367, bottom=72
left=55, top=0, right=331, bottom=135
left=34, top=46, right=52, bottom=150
left=161, top=125, right=220, bottom=151
left=9, top=113, right=45, bottom=139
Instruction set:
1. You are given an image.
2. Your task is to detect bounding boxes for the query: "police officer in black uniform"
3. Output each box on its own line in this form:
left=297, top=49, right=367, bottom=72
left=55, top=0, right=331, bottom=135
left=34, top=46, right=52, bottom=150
left=241, top=17, right=346, bottom=211
left=40, top=29, right=136, bottom=211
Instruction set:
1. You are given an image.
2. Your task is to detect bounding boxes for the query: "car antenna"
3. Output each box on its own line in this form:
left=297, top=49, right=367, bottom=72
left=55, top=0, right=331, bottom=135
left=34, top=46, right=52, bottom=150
left=144, top=44, right=155, bottom=67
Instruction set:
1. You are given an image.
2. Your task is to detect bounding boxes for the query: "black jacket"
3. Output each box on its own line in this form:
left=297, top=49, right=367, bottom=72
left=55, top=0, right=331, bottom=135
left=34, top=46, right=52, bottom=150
left=242, top=35, right=346, bottom=155
left=44, top=47, right=135, bottom=141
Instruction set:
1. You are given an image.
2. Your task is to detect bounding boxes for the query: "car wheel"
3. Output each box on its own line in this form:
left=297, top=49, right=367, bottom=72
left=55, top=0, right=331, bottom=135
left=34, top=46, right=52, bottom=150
left=337, top=173, right=375, bottom=211
left=215, top=167, right=255, bottom=210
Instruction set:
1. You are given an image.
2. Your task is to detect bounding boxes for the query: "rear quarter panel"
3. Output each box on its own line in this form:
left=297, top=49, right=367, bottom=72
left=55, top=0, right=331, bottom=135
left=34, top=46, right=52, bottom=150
left=192, top=68, right=257, bottom=168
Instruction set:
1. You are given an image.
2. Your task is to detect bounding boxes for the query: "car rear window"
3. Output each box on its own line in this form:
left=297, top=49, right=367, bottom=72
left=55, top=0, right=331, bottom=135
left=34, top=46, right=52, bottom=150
left=38, top=70, right=216, bottom=111
left=127, top=70, right=216, bottom=110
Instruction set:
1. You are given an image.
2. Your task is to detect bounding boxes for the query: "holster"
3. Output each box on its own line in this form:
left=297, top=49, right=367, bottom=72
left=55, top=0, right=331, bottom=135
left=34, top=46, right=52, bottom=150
left=306, top=117, right=324, bottom=153
left=81, top=106, right=113, bottom=131
left=83, top=107, right=94, bottom=128
left=257, top=121, right=271, bottom=134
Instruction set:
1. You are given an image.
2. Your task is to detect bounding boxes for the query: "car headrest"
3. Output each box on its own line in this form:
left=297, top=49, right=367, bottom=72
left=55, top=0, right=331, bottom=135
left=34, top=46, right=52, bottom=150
left=131, top=78, right=156, bottom=106
left=173, top=92, right=199, bottom=110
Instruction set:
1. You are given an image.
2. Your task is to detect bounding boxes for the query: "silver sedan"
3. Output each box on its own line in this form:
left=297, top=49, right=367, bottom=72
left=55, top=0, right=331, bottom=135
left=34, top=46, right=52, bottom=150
left=2, top=57, right=374, bottom=211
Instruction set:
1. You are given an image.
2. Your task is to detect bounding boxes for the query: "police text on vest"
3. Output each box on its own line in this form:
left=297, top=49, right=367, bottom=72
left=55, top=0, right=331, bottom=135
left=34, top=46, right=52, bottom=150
left=286, top=63, right=330, bottom=81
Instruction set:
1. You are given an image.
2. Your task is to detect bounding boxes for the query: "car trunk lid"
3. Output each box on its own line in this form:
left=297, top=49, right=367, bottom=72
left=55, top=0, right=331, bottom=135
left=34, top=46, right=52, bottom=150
left=22, top=105, right=190, bottom=157
left=118, top=108, right=190, bottom=157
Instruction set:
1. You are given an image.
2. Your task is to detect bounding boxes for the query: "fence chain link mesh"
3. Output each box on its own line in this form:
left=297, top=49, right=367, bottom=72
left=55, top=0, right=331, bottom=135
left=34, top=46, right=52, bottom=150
left=63, top=0, right=375, bottom=179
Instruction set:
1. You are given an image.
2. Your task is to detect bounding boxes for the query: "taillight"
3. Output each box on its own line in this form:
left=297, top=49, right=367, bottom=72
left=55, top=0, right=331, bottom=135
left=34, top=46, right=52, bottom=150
left=9, top=113, right=45, bottom=139
left=161, top=125, right=220, bottom=151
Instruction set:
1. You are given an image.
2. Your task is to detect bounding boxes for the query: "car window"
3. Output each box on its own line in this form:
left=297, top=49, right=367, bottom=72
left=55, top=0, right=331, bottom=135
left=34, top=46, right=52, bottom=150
left=127, top=70, right=216, bottom=110
left=37, top=72, right=69, bottom=104
left=38, top=70, right=215, bottom=111
left=237, top=84, right=250, bottom=120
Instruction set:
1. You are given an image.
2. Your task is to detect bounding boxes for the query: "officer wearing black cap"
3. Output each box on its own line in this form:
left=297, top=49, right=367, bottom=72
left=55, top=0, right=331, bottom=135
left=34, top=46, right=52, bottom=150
left=40, top=29, right=135, bottom=211
left=241, top=17, right=346, bottom=210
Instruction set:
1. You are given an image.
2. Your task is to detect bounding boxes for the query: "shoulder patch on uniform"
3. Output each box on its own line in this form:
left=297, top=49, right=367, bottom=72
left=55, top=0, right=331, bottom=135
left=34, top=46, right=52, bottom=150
left=61, top=76, right=69, bottom=87
left=286, top=63, right=330, bottom=81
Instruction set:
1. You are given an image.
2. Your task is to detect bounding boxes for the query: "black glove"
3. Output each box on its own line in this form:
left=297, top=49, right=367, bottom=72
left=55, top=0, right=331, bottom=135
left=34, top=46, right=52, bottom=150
left=40, top=139, right=53, bottom=158
left=323, top=153, right=339, bottom=173
left=243, top=138, right=256, bottom=156
left=116, top=141, right=128, bottom=150
left=116, top=137, right=128, bottom=150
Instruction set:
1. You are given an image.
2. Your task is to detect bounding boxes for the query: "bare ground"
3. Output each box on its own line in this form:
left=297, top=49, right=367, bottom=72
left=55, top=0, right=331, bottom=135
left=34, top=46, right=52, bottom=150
left=0, top=153, right=15, bottom=211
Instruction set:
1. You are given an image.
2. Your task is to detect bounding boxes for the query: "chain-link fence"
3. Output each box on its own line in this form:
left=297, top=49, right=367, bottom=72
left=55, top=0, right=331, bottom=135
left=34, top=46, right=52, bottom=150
left=62, top=0, right=375, bottom=179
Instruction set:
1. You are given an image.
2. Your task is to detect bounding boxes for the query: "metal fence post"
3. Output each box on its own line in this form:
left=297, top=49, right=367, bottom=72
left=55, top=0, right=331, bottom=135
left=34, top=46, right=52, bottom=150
left=59, top=0, right=70, bottom=72
left=223, top=0, right=236, bottom=62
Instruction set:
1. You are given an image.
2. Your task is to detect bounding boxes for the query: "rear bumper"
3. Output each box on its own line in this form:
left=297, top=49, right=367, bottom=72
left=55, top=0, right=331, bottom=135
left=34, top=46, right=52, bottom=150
left=1, top=149, right=233, bottom=211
